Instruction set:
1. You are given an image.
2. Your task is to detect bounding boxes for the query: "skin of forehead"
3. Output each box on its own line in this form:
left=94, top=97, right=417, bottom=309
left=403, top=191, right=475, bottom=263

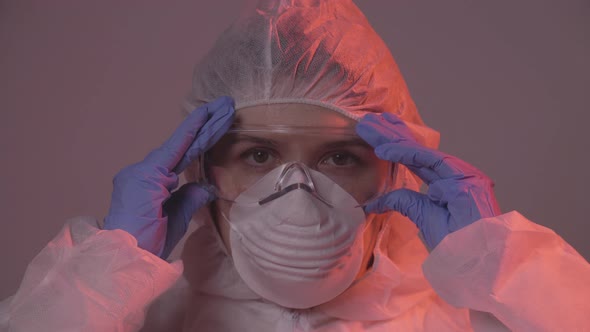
left=234, top=103, right=356, bottom=128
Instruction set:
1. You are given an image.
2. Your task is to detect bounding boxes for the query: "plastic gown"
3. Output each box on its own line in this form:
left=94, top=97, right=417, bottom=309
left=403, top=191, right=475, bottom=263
left=2, top=0, right=589, bottom=330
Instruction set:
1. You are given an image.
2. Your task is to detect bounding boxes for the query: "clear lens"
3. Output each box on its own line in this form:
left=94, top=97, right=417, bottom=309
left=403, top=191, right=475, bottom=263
left=199, top=127, right=394, bottom=207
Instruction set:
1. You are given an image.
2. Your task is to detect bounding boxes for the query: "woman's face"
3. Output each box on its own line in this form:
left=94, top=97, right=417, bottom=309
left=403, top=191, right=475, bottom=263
left=205, top=103, right=390, bottom=253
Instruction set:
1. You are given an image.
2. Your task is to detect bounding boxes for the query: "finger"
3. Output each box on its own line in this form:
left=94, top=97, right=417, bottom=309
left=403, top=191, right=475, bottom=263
left=365, top=189, right=452, bottom=248
left=356, top=113, right=419, bottom=148
left=406, top=164, right=440, bottom=184
left=173, top=97, right=235, bottom=173
left=161, top=182, right=215, bottom=258
left=144, top=96, right=233, bottom=171
left=356, top=113, right=445, bottom=184
left=357, top=112, right=471, bottom=180
left=428, top=177, right=501, bottom=222
left=375, top=143, right=471, bottom=181
left=364, top=189, right=440, bottom=228
left=164, top=183, right=215, bottom=233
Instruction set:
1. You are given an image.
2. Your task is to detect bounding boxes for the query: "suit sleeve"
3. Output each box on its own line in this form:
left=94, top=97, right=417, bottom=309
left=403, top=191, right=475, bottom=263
left=0, top=217, right=182, bottom=332
left=423, top=211, right=590, bottom=331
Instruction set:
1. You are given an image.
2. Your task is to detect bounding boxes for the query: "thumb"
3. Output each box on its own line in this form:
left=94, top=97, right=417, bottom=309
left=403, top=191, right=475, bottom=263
left=365, top=189, right=434, bottom=229
left=161, top=182, right=214, bottom=259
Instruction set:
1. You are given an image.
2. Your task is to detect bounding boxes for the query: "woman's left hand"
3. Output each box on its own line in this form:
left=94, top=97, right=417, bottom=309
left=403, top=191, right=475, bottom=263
left=356, top=113, right=501, bottom=249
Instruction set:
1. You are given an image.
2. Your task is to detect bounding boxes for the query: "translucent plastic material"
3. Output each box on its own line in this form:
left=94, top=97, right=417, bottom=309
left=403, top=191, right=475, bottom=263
left=226, top=125, right=361, bottom=136
left=183, top=0, right=441, bottom=197
left=185, top=0, right=427, bottom=126
left=208, top=161, right=395, bottom=207
left=199, top=127, right=395, bottom=207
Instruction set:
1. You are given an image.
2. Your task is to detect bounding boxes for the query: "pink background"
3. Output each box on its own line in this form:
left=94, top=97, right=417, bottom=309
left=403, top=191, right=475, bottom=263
left=1, top=1, right=588, bottom=298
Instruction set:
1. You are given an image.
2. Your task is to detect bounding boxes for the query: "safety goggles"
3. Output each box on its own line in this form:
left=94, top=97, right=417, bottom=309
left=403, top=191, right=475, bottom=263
left=199, top=126, right=396, bottom=207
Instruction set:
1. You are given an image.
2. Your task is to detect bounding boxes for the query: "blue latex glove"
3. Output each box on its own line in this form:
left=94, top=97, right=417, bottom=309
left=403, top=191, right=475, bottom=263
left=356, top=113, right=501, bottom=249
left=104, top=96, right=235, bottom=259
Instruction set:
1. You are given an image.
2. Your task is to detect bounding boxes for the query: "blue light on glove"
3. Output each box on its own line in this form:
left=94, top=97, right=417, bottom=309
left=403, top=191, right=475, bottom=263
left=356, top=113, right=501, bottom=249
left=104, top=96, right=235, bottom=259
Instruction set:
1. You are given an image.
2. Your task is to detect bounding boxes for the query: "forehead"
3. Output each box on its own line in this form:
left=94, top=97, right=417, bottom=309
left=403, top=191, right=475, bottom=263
left=234, top=103, right=356, bottom=128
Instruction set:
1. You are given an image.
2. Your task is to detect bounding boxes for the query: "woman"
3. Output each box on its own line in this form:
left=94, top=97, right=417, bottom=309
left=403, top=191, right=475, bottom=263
left=2, top=1, right=588, bottom=331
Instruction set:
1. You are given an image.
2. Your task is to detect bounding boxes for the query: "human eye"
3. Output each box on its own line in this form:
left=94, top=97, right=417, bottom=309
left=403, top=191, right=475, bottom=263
left=319, top=151, right=361, bottom=168
left=240, top=148, right=278, bottom=168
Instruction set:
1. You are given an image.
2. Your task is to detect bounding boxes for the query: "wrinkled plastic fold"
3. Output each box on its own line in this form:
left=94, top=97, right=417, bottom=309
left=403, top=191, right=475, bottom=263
left=423, top=211, right=590, bottom=331
left=184, top=0, right=439, bottom=194
left=0, top=217, right=182, bottom=332
left=2, top=213, right=589, bottom=330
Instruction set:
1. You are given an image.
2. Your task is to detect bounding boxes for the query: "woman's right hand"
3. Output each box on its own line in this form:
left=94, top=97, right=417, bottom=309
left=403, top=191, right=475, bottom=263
left=104, top=96, right=235, bottom=259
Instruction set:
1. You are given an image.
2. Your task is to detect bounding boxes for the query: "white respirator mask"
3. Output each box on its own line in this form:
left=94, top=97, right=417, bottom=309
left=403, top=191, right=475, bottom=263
left=218, top=162, right=368, bottom=309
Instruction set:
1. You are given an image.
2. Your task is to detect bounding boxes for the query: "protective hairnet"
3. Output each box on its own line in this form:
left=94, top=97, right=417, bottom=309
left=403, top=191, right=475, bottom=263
left=185, top=0, right=440, bottom=191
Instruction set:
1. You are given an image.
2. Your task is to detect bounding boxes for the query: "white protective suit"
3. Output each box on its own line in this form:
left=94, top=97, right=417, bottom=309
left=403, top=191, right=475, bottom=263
left=1, top=212, right=589, bottom=331
left=2, top=0, right=590, bottom=331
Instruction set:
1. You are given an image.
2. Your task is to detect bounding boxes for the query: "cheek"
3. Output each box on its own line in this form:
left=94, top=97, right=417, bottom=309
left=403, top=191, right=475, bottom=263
left=210, top=200, right=234, bottom=255
left=217, top=207, right=233, bottom=255
left=208, top=167, right=249, bottom=200
left=348, top=162, right=390, bottom=203
left=354, top=174, right=381, bottom=203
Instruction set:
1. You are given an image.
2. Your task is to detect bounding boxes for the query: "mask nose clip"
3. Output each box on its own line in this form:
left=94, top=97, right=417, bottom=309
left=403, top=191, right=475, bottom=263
left=275, top=162, right=316, bottom=192
left=256, top=162, right=333, bottom=207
